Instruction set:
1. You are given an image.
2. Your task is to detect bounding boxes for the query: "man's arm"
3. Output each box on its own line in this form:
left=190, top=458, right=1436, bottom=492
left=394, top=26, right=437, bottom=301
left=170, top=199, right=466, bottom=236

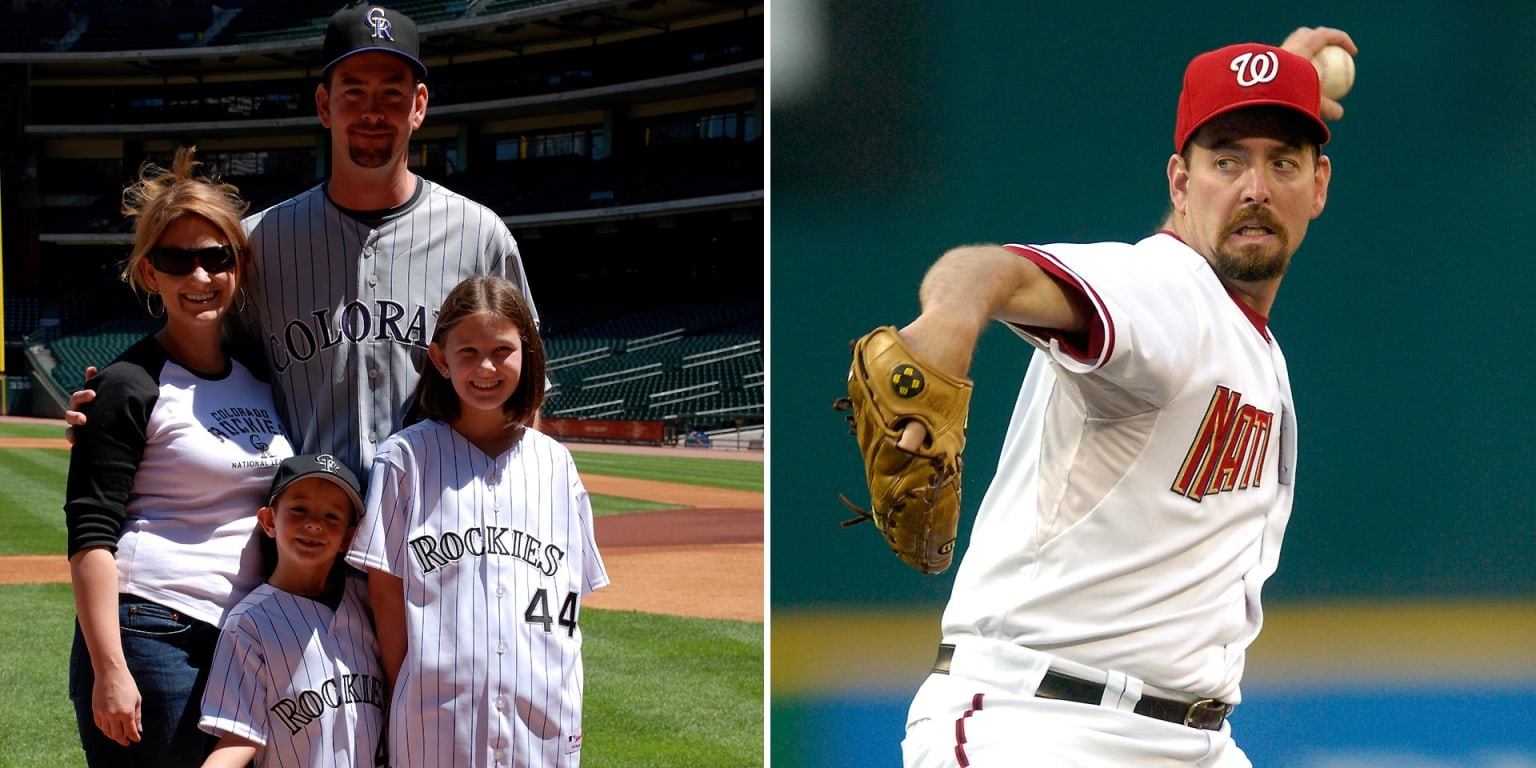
left=892, top=245, right=1094, bottom=451
left=898, top=245, right=1093, bottom=379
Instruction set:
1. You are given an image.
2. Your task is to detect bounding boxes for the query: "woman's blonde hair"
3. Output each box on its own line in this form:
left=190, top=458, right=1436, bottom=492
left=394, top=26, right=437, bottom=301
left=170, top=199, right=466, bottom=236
left=120, top=146, right=250, bottom=295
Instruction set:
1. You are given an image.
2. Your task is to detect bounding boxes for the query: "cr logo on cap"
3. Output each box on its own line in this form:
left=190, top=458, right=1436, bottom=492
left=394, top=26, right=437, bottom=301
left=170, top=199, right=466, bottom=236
left=1229, top=50, right=1278, bottom=87
left=367, top=7, right=395, bottom=41
left=316, top=454, right=343, bottom=473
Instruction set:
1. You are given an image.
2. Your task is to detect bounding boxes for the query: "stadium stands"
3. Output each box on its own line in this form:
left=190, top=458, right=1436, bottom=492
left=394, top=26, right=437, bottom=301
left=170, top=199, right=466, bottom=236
left=32, top=299, right=762, bottom=429
left=3, top=0, right=764, bottom=438
left=0, top=9, right=73, bottom=53
left=43, top=313, right=161, bottom=393
left=3, top=296, right=42, bottom=341
left=218, top=0, right=333, bottom=45
left=70, top=4, right=217, bottom=52
left=515, top=300, right=764, bottom=428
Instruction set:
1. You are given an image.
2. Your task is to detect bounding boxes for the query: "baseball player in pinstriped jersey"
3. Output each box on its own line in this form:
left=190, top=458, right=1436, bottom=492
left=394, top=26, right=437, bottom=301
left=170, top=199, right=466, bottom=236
left=241, top=175, right=532, bottom=479
left=348, top=276, right=607, bottom=767
left=237, top=4, right=538, bottom=479
left=199, top=455, right=384, bottom=768
left=885, top=30, right=1352, bottom=767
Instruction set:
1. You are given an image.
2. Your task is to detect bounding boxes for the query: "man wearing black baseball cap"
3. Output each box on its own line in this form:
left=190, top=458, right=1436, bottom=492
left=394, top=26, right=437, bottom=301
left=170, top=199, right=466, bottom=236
left=322, top=3, right=428, bottom=82
left=315, top=3, right=430, bottom=177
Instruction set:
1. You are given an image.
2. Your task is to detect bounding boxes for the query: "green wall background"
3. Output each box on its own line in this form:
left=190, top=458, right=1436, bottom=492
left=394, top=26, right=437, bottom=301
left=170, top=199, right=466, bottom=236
left=771, top=2, right=1536, bottom=608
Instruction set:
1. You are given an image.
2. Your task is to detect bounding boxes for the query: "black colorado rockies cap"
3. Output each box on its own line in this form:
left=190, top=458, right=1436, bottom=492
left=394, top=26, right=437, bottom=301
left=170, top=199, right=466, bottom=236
left=322, top=3, right=428, bottom=81
left=269, top=454, right=367, bottom=519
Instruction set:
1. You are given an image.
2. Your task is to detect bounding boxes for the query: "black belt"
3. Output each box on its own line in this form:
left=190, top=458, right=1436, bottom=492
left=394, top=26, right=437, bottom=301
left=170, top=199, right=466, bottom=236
left=931, top=644, right=1231, bottom=731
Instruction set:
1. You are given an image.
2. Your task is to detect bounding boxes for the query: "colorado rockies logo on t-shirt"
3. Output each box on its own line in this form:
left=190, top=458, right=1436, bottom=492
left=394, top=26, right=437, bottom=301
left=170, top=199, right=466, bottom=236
left=889, top=363, right=925, bottom=398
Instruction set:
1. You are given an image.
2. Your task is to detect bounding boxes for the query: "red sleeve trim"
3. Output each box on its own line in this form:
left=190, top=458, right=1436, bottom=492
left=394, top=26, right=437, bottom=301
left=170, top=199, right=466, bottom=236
left=1000, top=244, right=1112, bottom=366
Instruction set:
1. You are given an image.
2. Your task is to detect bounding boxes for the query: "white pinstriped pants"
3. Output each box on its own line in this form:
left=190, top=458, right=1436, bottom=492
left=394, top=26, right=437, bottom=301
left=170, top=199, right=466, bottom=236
left=901, top=639, right=1252, bottom=768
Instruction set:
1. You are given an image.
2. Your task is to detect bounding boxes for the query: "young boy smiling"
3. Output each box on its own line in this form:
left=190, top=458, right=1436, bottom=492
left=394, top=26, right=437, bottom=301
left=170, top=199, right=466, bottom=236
left=198, top=454, right=385, bottom=768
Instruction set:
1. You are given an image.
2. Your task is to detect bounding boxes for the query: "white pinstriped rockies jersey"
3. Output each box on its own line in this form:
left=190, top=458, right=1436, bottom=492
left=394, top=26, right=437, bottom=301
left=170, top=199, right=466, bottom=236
left=938, top=232, right=1296, bottom=705
left=239, top=177, right=539, bottom=479
left=199, top=573, right=385, bottom=767
left=346, top=422, right=608, bottom=768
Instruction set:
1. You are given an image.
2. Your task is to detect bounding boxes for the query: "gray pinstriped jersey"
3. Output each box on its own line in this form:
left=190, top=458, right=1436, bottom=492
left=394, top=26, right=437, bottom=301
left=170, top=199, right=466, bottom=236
left=239, top=177, right=538, bottom=479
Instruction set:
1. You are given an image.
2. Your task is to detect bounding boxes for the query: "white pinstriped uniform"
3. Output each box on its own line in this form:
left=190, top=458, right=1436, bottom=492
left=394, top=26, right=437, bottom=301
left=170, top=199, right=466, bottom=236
left=199, top=573, right=385, bottom=767
left=239, top=178, right=539, bottom=479
left=346, top=422, right=608, bottom=768
left=904, top=233, right=1295, bottom=767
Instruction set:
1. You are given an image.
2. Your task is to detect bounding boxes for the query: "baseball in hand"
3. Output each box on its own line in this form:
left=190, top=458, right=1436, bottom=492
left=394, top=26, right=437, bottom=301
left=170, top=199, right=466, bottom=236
left=1311, top=45, right=1354, bottom=100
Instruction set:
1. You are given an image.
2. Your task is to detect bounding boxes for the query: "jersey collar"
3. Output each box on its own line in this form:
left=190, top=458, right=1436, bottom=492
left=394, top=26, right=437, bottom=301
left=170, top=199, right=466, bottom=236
left=1156, top=230, right=1272, bottom=341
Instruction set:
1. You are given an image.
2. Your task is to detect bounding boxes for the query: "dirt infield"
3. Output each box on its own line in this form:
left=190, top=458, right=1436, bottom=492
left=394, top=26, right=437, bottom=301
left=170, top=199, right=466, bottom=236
left=0, top=555, right=70, bottom=584
left=0, top=438, right=69, bottom=450
left=0, top=433, right=765, bottom=623
left=586, top=506, right=763, bottom=622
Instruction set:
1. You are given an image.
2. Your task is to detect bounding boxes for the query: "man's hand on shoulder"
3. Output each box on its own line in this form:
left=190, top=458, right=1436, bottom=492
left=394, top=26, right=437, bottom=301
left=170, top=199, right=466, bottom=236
left=63, top=366, right=99, bottom=445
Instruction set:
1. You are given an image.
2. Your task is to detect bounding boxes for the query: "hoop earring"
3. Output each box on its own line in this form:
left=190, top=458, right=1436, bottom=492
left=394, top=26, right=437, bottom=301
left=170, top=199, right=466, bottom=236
left=236, top=286, right=249, bottom=314
left=145, top=291, right=165, bottom=319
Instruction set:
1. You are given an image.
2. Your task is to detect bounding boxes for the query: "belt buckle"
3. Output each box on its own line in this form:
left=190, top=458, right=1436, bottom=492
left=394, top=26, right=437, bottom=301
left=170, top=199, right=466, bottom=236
left=1182, top=699, right=1228, bottom=730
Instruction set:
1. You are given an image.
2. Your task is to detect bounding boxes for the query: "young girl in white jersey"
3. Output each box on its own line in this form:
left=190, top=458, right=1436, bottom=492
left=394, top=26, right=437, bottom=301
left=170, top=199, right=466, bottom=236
left=347, top=275, right=609, bottom=768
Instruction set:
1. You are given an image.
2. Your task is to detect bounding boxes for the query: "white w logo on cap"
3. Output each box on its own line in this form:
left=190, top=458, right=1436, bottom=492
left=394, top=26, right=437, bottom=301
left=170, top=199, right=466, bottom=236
left=1229, top=51, right=1279, bottom=87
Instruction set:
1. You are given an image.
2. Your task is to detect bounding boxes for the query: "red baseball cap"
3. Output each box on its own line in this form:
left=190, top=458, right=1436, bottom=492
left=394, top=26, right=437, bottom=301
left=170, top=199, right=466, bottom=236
left=1174, top=43, right=1328, bottom=152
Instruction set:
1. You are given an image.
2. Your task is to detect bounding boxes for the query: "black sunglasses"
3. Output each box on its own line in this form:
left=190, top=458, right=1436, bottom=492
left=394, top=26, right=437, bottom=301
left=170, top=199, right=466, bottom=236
left=147, top=245, right=238, bottom=276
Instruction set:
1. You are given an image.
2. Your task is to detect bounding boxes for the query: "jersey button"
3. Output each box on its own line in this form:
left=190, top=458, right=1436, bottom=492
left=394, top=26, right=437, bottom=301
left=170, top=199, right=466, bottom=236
left=367, top=274, right=378, bottom=287
left=495, top=696, right=508, bottom=711
left=367, top=368, right=379, bottom=380
left=363, top=247, right=375, bottom=258
left=496, top=585, right=505, bottom=597
left=496, top=642, right=507, bottom=654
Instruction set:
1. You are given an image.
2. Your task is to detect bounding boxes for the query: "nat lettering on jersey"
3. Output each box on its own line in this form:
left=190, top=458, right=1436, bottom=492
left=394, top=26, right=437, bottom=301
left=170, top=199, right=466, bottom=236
left=1170, top=385, right=1274, bottom=501
left=270, top=672, right=386, bottom=734
left=267, top=300, right=436, bottom=373
left=408, top=526, right=566, bottom=577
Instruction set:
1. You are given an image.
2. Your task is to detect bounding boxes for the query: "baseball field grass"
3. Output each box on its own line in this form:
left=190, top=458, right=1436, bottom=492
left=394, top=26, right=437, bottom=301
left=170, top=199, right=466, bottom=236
left=569, top=450, right=762, bottom=491
left=0, top=424, right=764, bottom=766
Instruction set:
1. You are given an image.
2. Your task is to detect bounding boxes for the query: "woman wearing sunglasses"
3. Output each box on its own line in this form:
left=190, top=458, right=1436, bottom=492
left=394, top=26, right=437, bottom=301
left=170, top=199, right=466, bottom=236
left=63, top=146, right=296, bottom=767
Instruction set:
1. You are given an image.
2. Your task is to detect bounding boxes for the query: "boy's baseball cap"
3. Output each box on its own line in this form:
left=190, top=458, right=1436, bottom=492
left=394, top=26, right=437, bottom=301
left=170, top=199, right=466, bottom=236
left=268, top=454, right=366, bottom=519
left=322, top=4, right=427, bottom=80
left=1174, top=42, right=1328, bottom=152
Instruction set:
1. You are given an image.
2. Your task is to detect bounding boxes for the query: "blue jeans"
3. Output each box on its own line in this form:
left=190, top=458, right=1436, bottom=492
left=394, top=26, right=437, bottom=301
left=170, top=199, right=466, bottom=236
left=69, top=595, right=220, bottom=768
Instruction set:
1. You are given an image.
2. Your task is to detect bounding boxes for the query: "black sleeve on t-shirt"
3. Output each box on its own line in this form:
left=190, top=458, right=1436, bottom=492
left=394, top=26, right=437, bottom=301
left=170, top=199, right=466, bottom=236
left=63, top=337, right=166, bottom=557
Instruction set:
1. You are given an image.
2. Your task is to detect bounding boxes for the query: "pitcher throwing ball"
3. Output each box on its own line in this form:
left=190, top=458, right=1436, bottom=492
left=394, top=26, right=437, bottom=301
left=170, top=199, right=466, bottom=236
left=836, top=29, right=1355, bottom=767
